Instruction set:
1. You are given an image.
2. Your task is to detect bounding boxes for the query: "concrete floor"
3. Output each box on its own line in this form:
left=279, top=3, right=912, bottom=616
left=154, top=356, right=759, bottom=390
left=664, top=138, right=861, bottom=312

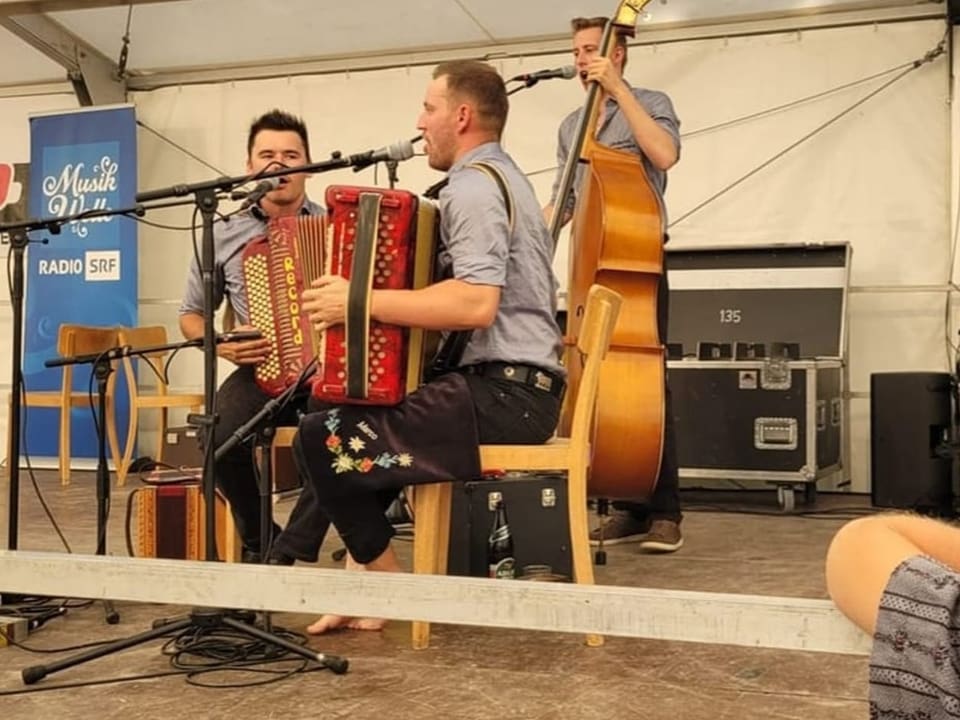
left=0, top=469, right=872, bottom=719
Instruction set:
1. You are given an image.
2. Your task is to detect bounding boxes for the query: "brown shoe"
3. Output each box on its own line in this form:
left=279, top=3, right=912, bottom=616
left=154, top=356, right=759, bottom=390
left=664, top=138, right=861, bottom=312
left=589, top=511, right=651, bottom=546
left=639, top=519, right=683, bottom=553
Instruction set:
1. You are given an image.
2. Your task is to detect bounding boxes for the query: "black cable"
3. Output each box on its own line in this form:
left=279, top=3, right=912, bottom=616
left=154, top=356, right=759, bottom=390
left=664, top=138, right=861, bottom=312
left=0, top=627, right=118, bottom=655
left=136, top=120, right=227, bottom=176
left=122, top=214, right=199, bottom=232
left=157, top=621, right=332, bottom=688
left=124, top=486, right=140, bottom=557
left=189, top=205, right=202, bottom=273
left=16, top=372, right=74, bottom=554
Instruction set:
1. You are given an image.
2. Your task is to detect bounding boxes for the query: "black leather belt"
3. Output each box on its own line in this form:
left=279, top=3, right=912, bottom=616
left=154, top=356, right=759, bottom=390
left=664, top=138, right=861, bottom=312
left=463, top=362, right=565, bottom=399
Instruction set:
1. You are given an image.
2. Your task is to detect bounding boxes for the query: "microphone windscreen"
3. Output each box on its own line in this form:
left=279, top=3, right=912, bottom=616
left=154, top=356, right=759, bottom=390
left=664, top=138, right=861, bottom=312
left=387, top=139, right=416, bottom=162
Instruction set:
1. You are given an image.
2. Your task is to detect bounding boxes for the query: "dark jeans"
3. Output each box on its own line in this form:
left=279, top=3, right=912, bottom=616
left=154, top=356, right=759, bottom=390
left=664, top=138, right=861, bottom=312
left=613, top=266, right=682, bottom=524
left=211, top=365, right=307, bottom=553
left=291, top=372, right=561, bottom=565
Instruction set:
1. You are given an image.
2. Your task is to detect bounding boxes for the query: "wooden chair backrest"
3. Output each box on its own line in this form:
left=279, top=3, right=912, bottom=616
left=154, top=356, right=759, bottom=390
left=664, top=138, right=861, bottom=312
left=566, top=284, right=623, bottom=447
left=57, top=324, right=119, bottom=358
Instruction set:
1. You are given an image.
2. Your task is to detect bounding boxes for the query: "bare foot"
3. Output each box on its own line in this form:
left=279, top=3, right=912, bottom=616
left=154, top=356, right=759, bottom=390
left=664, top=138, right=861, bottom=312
left=305, top=614, right=386, bottom=635
left=305, top=550, right=396, bottom=633
left=347, top=617, right=387, bottom=631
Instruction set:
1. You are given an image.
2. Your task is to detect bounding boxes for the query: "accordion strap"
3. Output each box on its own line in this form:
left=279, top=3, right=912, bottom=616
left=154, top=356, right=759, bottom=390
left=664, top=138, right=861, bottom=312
left=465, top=161, right=515, bottom=233
left=345, top=192, right=383, bottom=399
left=428, top=161, right=515, bottom=377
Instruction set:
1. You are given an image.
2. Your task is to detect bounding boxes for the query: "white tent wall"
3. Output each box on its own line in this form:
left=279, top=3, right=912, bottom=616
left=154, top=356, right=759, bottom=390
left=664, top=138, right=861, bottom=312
left=0, top=17, right=952, bottom=494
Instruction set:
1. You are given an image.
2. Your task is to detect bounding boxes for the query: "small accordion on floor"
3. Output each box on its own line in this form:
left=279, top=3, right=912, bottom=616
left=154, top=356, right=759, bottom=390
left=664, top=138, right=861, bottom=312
left=242, top=185, right=437, bottom=405
left=132, top=480, right=241, bottom=562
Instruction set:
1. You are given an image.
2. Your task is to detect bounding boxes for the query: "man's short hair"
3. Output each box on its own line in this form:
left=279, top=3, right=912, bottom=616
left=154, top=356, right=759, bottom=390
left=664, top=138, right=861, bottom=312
left=247, top=109, right=311, bottom=161
left=571, top=16, right=629, bottom=67
left=433, top=60, right=509, bottom=138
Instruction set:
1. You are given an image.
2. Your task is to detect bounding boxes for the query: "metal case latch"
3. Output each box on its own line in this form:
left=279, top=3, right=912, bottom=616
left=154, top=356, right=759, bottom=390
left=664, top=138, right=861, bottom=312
left=760, top=357, right=792, bottom=390
left=754, top=417, right=799, bottom=450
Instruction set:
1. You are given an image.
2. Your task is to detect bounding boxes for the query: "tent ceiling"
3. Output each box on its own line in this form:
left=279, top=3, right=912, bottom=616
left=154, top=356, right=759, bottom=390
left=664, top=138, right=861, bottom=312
left=0, top=0, right=945, bottom=90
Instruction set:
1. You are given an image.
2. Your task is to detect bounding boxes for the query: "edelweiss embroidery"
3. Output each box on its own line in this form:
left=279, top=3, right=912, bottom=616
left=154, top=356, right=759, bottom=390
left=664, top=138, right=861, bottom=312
left=323, top=408, right=414, bottom=474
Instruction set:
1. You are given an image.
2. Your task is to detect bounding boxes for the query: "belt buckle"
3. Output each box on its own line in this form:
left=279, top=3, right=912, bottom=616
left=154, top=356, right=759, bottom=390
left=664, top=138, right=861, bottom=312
left=532, top=370, right=553, bottom=393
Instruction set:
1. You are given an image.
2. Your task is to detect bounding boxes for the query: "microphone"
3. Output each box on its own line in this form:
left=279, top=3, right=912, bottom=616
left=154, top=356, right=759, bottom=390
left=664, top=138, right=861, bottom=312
left=509, top=66, right=577, bottom=86
left=216, top=330, right=264, bottom=343
left=237, top=176, right=283, bottom=210
left=350, top=139, right=416, bottom=171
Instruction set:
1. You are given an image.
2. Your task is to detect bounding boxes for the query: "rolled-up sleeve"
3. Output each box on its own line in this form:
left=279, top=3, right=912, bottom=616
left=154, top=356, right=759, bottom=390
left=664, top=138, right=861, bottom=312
left=645, top=90, right=681, bottom=158
left=440, top=169, right=510, bottom=286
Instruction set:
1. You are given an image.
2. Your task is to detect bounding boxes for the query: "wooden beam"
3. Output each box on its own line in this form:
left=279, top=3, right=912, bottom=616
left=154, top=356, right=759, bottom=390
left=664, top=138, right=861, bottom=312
left=0, top=0, right=180, bottom=15
left=0, top=12, right=123, bottom=104
left=0, top=550, right=872, bottom=656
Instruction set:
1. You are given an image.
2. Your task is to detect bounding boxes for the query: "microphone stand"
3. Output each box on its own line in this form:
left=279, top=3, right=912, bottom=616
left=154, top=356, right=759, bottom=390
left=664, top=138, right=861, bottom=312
left=384, top=160, right=400, bottom=190
left=4, top=226, right=33, bottom=556
left=43, top=348, right=129, bottom=626
left=215, top=358, right=319, bottom=632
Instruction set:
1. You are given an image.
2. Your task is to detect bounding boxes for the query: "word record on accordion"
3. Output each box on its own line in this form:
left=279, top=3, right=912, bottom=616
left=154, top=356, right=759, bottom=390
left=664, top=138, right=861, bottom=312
left=242, top=185, right=437, bottom=405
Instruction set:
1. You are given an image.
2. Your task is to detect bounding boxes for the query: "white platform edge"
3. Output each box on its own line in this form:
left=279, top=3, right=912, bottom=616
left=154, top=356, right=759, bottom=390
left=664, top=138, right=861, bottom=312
left=0, top=551, right=871, bottom=656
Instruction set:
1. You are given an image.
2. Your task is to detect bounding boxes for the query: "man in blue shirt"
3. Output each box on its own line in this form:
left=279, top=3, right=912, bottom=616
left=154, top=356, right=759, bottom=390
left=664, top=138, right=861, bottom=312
left=275, top=60, right=565, bottom=633
left=178, top=109, right=321, bottom=562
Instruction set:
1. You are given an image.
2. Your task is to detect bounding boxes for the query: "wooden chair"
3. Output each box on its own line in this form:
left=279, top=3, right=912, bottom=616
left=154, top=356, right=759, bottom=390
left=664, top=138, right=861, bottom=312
left=115, top=325, right=204, bottom=486
left=411, top=284, right=623, bottom=650
left=19, top=324, right=123, bottom=485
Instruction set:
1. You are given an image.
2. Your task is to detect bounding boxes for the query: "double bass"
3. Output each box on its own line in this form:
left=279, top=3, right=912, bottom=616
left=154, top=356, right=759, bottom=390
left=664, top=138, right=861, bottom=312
left=553, top=0, right=665, bottom=499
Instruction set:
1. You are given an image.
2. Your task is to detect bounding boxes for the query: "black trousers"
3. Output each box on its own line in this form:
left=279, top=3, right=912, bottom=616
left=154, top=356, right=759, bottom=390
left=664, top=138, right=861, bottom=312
left=211, top=365, right=307, bottom=553
left=612, top=265, right=682, bottom=523
left=283, top=372, right=562, bottom=565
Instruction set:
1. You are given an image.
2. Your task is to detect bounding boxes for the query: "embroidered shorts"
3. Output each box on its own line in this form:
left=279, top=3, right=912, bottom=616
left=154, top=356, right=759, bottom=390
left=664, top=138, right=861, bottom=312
left=870, top=554, right=960, bottom=718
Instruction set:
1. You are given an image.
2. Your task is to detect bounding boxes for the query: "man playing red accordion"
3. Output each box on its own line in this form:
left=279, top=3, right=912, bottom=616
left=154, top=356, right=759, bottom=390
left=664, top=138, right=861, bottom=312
left=178, top=109, right=322, bottom=563
left=270, top=59, right=566, bottom=633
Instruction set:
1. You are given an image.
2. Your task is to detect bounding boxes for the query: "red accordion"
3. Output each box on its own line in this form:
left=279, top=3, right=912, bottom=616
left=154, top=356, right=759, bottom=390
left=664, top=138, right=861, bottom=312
left=315, top=185, right=436, bottom=405
left=242, top=187, right=436, bottom=404
left=243, top=215, right=326, bottom=397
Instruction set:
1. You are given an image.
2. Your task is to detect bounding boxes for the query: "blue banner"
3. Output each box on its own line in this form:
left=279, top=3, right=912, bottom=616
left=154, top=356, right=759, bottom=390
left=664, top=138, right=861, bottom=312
left=24, top=105, right=137, bottom=461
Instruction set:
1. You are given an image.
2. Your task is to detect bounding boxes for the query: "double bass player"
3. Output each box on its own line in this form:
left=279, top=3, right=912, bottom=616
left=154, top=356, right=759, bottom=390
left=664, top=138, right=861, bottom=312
left=544, top=14, right=683, bottom=552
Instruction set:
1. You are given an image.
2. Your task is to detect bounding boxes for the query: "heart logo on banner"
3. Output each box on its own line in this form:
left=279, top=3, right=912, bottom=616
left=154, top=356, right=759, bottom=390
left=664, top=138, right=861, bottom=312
left=0, top=162, right=23, bottom=209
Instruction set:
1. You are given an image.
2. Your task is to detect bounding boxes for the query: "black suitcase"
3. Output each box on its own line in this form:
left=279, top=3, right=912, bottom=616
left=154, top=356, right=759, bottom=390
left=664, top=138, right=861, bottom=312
left=446, top=473, right=572, bottom=580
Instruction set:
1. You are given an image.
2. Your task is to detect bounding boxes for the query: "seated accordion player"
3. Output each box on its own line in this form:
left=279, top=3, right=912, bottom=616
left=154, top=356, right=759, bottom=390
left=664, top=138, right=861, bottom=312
left=242, top=185, right=437, bottom=406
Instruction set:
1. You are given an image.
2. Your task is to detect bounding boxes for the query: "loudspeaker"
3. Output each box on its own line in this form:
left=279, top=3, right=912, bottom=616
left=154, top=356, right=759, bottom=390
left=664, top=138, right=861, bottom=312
left=870, top=372, right=954, bottom=514
left=951, top=0, right=960, bottom=25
